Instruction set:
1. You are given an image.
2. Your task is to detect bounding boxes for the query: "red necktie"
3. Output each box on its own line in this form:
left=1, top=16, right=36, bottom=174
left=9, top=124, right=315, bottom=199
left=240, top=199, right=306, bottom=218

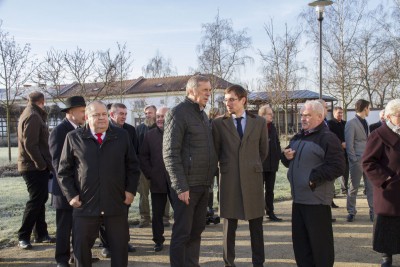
left=95, top=133, right=103, bottom=145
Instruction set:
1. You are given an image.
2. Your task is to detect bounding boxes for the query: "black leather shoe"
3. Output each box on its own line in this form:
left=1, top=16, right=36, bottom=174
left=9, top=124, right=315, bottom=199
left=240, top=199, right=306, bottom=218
left=57, top=262, right=70, bottom=267
left=101, top=248, right=111, bottom=258
left=154, top=243, right=164, bottom=252
left=267, top=212, right=282, bottom=222
left=128, top=243, right=136, bottom=252
left=381, top=257, right=392, bottom=267
left=331, top=201, right=339, bottom=208
left=347, top=214, right=355, bottom=222
left=34, top=235, right=55, bottom=243
left=18, top=240, right=32, bottom=250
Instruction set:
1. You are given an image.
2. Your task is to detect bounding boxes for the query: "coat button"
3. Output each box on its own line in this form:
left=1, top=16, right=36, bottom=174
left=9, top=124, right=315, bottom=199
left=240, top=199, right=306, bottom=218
left=101, top=211, right=104, bottom=215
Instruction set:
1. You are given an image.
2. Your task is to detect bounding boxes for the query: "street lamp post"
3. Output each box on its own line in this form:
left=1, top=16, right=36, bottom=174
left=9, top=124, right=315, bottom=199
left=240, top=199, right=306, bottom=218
left=308, top=0, right=333, bottom=99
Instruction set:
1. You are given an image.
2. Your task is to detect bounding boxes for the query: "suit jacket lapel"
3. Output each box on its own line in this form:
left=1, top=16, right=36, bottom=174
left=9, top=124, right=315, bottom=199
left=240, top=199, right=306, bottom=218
left=222, top=116, right=241, bottom=140
left=354, top=117, right=367, bottom=138
left=242, top=114, right=255, bottom=142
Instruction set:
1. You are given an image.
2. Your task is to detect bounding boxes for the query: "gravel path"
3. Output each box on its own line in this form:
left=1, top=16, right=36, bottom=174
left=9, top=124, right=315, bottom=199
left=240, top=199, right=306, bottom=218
left=0, top=194, right=388, bottom=266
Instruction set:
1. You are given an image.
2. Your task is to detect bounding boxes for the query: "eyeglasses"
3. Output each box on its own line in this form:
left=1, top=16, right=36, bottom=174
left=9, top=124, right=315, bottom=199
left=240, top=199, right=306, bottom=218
left=90, top=112, right=108, bottom=118
left=223, top=98, right=239, bottom=103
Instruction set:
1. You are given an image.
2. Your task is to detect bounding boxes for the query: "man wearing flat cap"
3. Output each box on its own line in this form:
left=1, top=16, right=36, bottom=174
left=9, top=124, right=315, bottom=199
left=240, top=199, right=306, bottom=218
left=49, top=96, right=87, bottom=267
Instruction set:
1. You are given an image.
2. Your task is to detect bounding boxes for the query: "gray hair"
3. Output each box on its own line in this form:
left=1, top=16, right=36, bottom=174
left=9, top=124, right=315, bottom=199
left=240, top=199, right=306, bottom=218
left=156, top=106, right=169, bottom=115
left=186, top=74, right=210, bottom=95
left=385, top=99, right=400, bottom=117
left=86, top=100, right=107, bottom=114
left=144, top=105, right=157, bottom=113
left=258, top=104, right=271, bottom=116
left=302, top=100, right=324, bottom=116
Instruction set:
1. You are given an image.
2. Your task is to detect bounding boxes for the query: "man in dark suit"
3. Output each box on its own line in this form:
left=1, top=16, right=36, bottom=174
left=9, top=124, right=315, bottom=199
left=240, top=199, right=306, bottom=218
left=99, top=102, right=138, bottom=258
left=58, top=101, right=140, bottom=267
left=212, top=85, right=268, bottom=267
left=328, top=106, right=349, bottom=195
left=140, top=106, right=170, bottom=253
left=369, top=109, right=385, bottom=133
left=258, top=104, right=282, bottom=221
left=49, top=96, right=86, bottom=267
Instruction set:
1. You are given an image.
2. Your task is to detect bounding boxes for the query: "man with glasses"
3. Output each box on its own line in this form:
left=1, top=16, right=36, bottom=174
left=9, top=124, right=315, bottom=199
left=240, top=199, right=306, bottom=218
left=213, top=85, right=268, bottom=267
left=58, top=101, right=140, bottom=267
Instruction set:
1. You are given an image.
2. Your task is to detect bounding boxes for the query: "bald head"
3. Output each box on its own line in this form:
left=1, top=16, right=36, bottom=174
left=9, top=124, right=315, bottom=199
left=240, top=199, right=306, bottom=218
left=156, top=107, right=169, bottom=129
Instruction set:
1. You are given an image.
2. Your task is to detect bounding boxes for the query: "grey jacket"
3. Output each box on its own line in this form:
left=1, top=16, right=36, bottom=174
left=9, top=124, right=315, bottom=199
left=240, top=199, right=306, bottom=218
left=163, top=97, right=218, bottom=194
left=345, top=116, right=369, bottom=164
left=281, top=123, right=345, bottom=205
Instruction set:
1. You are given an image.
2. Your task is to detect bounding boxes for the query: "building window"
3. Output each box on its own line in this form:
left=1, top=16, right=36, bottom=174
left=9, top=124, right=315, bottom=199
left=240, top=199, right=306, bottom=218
left=160, top=99, right=165, bottom=105
left=134, top=100, right=145, bottom=109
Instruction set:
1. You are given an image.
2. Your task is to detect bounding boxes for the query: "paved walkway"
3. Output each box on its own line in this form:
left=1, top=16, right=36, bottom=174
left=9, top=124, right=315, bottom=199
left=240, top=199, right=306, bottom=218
left=0, top=194, right=388, bottom=266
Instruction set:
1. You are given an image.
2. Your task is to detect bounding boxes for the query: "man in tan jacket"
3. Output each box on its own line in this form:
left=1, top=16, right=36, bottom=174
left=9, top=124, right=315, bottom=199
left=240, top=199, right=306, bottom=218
left=212, top=85, right=268, bottom=267
left=17, top=91, right=55, bottom=249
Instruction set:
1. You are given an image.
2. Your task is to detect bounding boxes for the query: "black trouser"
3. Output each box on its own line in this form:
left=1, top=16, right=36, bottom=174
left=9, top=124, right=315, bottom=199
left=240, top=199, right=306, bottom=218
left=55, top=208, right=73, bottom=263
left=18, top=170, right=50, bottom=241
left=223, top=217, right=265, bottom=267
left=151, top=191, right=172, bottom=244
left=170, top=185, right=209, bottom=267
left=263, top=171, right=277, bottom=214
left=292, top=203, right=334, bottom=267
left=99, top=206, right=130, bottom=249
left=73, top=215, right=128, bottom=267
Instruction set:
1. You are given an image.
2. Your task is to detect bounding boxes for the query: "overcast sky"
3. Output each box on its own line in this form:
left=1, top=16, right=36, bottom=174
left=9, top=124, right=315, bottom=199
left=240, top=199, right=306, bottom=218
left=0, top=0, right=385, bottom=90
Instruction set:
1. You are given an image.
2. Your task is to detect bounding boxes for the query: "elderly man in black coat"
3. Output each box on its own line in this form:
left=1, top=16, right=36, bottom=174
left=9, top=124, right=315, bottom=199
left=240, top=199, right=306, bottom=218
left=49, top=96, right=86, bottom=267
left=140, top=106, right=171, bottom=253
left=58, top=101, right=140, bottom=267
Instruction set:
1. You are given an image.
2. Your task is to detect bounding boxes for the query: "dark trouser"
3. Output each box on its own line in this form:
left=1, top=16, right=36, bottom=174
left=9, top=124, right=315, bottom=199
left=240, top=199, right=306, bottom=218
left=151, top=191, right=172, bottom=244
left=223, top=217, right=264, bottom=267
left=18, top=170, right=50, bottom=241
left=73, top=215, right=128, bottom=267
left=99, top=206, right=130, bottom=248
left=55, top=208, right=73, bottom=263
left=170, top=185, right=209, bottom=267
left=263, top=171, right=277, bottom=214
left=292, top=203, right=334, bottom=267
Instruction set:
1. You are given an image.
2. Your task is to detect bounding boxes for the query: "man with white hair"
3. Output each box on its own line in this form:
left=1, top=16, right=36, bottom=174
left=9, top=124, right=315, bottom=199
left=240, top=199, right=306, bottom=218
left=282, top=100, right=345, bottom=267
left=163, top=74, right=218, bottom=267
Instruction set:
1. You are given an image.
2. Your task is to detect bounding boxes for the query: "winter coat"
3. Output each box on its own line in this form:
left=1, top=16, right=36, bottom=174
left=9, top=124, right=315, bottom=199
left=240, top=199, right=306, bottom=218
left=281, top=123, right=345, bottom=205
left=17, top=103, right=54, bottom=173
left=163, top=97, right=218, bottom=194
left=58, top=124, right=140, bottom=217
left=140, top=127, right=170, bottom=193
left=362, top=123, right=400, bottom=216
left=212, top=111, right=268, bottom=220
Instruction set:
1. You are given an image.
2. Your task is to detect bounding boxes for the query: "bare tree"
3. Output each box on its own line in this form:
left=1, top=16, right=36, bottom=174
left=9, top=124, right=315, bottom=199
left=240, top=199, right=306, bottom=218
left=301, top=0, right=367, bottom=116
left=197, top=12, right=252, bottom=108
left=352, top=7, right=398, bottom=108
left=33, top=48, right=67, bottom=103
left=259, top=20, right=303, bottom=138
left=142, top=50, right=176, bottom=78
left=0, top=22, right=35, bottom=162
left=63, top=47, right=96, bottom=99
left=142, top=50, right=177, bottom=104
